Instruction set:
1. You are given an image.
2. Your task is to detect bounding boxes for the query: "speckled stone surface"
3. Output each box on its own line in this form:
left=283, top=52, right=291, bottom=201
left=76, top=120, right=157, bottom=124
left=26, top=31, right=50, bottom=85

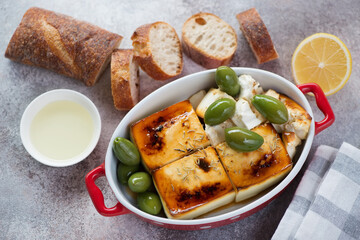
left=1, top=0, right=359, bottom=239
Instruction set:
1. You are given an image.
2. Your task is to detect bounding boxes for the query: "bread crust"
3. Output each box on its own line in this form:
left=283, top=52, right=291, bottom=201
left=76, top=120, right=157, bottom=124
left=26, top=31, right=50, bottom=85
left=236, top=8, right=278, bottom=64
left=182, top=12, right=237, bottom=69
left=5, top=7, right=123, bottom=86
left=111, top=49, right=139, bottom=110
left=131, top=22, right=183, bottom=80
left=181, top=41, right=233, bottom=69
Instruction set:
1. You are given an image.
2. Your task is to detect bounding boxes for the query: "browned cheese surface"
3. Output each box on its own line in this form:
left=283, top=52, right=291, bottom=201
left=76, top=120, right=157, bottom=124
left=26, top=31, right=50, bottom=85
left=280, top=94, right=312, bottom=122
left=153, top=146, right=234, bottom=217
left=131, top=100, right=210, bottom=172
left=216, top=123, right=292, bottom=190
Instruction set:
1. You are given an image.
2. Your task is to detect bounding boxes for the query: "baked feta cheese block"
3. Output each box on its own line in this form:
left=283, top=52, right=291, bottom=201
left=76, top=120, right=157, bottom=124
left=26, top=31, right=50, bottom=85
left=231, top=98, right=264, bottom=129
left=236, top=75, right=266, bottom=124
left=153, top=146, right=235, bottom=219
left=282, top=132, right=301, bottom=159
left=238, top=74, right=263, bottom=100
left=271, top=93, right=312, bottom=140
left=196, top=88, right=234, bottom=118
left=131, top=100, right=210, bottom=172
left=265, top=89, right=280, bottom=99
left=205, top=119, right=235, bottom=146
left=189, top=90, right=206, bottom=109
left=216, top=123, right=292, bottom=202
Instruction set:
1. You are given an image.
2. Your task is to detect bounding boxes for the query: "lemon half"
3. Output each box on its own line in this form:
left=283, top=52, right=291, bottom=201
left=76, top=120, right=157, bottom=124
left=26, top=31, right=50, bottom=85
left=292, top=33, right=352, bottom=96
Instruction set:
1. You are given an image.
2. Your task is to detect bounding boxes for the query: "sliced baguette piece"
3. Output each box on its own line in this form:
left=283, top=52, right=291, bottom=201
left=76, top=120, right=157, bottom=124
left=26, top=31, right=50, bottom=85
left=236, top=8, right=278, bottom=64
left=182, top=12, right=237, bottom=69
left=131, top=22, right=183, bottom=80
left=111, top=49, right=139, bottom=110
left=5, top=7, right=123, bottom=86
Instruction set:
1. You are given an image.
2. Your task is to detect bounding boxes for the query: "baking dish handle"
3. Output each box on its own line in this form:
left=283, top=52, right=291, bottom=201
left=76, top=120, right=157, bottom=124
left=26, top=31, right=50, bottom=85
left=85, top=162, right=131, bottom=216
left=297, top=83, right=335, bottom=135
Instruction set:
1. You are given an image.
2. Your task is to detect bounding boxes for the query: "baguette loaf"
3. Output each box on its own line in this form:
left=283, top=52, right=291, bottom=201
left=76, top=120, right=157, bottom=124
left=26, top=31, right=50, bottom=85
left=111, top=49, right=139, bottom=110
left=5, top=7, right=123, bottom=86
left=182, top=13, right=237, bottom=69
left=236, top=8, right=278, bottom=64
left=131, top=22, right=183, bottom=80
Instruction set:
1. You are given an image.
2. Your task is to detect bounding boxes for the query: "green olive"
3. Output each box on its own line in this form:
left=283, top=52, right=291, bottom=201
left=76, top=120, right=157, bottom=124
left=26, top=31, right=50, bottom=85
left=215, top=66, right=241, bottom=97
left=137, top=192, right=162, bottom=215
left=113, top=137, right=140, bottom=166
left=128, top=172, right=152, bottom=193
left=117, top=163, right=140, bottom=185
left=225, top=127, right=264, bottom=152
left=252, top=95, right=288, bottom=124
left=204, top=98, right=236, bottom=126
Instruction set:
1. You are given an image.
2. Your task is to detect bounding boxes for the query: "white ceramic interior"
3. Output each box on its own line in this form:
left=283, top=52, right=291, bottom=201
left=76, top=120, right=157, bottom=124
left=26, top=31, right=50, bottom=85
left=105, top=68, right=315, bottom=227
left=20, top=89, right=101, bottom=167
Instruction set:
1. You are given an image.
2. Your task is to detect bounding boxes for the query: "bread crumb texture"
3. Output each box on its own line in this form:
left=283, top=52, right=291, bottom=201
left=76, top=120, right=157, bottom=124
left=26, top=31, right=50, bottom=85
left=149, top=22, right=183, bottom=76
left=182, top=13, right=237, bottom=58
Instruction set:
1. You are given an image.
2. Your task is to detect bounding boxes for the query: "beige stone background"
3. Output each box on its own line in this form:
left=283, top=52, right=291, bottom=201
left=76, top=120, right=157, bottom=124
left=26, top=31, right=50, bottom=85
left=1, top=0, right=359, bottom=239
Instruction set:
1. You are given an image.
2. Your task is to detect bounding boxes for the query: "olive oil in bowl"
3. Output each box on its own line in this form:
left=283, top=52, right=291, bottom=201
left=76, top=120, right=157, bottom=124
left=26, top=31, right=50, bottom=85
left=30, top=100, right=94, bottom=160
left=20, top=89, right=101, bottom=167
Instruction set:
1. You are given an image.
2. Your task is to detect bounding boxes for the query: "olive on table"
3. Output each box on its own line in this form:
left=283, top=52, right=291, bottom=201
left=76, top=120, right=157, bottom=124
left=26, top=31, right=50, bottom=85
left=137, top=192, right=162, bottom=215
left=225, top=127, right=264, bottom=152
left=128, top=172, right=152, bottom=193
left=117, top=163, right=140, bottom=185
left=204, top=98, right=236, bottom=126
left=113, top=137, right=140, bottom=166
left=215, top=66, right=241, bottom=97
left=252, top=95, right=288, bottom=124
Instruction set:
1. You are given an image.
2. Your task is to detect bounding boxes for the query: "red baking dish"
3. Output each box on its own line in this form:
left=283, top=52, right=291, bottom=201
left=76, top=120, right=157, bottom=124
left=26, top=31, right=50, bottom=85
left=85, top=68, right=334, bottom=230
